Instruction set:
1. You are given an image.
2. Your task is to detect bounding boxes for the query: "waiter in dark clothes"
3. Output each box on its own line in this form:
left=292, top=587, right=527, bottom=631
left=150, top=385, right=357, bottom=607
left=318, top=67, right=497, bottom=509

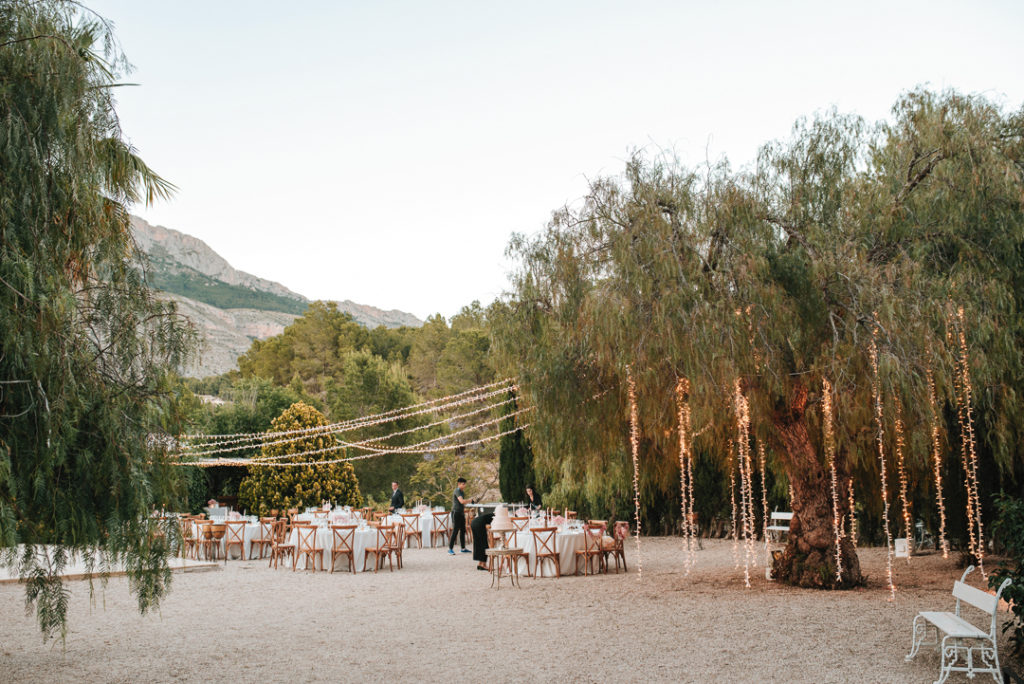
left=389, top=481, right=405, bottom=513
left=525, top=484, right=542, bottom=511
left=448, top=477, right=474, bottom=554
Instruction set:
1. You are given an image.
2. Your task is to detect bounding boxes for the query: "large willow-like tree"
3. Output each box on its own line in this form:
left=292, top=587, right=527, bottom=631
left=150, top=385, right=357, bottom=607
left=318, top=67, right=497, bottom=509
left=1, top=1, right=194, bottom=638
left=493, top=90, right=1024, bottom=588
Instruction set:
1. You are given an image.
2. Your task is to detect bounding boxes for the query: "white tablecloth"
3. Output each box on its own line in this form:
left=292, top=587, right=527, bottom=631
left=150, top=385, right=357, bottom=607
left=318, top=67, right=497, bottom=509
left=503, top=527, right=587, bottom=575
left=286, top=525, right=385, bottom=572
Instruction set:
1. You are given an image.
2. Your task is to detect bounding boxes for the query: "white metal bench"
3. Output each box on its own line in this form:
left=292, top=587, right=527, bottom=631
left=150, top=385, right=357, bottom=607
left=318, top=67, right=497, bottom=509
left=906, top=565, right=1012, bottom=684
left=766, top=511, right=792, bottom=542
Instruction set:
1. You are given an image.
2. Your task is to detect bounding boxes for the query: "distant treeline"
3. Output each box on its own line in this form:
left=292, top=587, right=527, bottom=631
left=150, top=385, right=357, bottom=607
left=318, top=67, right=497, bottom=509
left=147, top=266, right=308, bottom=314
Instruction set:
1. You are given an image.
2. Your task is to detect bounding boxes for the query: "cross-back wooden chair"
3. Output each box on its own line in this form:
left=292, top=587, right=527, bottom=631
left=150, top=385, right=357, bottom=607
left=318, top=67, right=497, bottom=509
left=431, top=511, right=451, bottom=547
left=389, top=524, right=406, bottom=569
left=293, top=524, right=324, bottom=572
left=364, top=524, right=395, bottom=572
left=564, top=510, right=578, bottom=520
left=202, top=522, right=225, bottom=561
left=224, top=520, right=246, bottom=564
left=329, top=525, right=357, bottom=573
left=531, top=527, right=560, bottom=578
left=400, top=513, right=422, bottom=548
left=464, top=508, right=475, bottom=544
left=510, top=516, right=530, bottom=533
left=357, top=507, right=372, bottom=521
left=179, top=518, right=199, bottom=559
left=268, top=520, right=295, bottom=569
left=603, top=521, right=629, bottom=573
left=575, top=524, right=605, bottom=576
left=373, top=511, right=390, bottom=525
left=250, top=518, right=275, bottom=560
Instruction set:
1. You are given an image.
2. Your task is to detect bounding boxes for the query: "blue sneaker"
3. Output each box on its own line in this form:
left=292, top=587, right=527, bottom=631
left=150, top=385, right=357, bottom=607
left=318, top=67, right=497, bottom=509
left=448, top=549, right=455, bottom=555
left=460, top=548, right=471, bottom=553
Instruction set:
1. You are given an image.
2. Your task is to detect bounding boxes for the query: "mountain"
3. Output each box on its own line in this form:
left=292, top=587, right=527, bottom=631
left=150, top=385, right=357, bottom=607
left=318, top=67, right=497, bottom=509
left=130, top=216, right=422, bottom=377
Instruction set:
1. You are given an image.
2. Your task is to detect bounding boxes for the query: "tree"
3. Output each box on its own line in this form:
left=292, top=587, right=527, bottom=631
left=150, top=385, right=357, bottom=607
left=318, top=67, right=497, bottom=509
left=493, top=90, right=1024, bottom=588
left=325, top=350, right=427, bottom=500
left=238, top=402, right=363, bottom=514
left=0, top=1, right=195, bottom=639
left=498, top=391, right=535, bottom=503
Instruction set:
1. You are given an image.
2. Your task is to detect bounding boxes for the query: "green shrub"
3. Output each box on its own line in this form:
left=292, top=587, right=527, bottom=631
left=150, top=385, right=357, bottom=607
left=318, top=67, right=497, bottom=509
left=989, top=492, right=1024, bottom=658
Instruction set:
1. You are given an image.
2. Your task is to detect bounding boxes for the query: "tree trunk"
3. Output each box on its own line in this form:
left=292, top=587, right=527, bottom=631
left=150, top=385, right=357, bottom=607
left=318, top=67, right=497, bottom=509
left=770, top=382, right=863, bottom=588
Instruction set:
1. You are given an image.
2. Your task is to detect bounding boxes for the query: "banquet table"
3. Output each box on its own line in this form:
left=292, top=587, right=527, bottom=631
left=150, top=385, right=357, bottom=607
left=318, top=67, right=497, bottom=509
left=386, top=509, right=449, bottom=548
left=503, top=524, right=589, bottom=576
left=286, top=523, right=384, bottom=572
left=190, top=518, right=265, bottom=560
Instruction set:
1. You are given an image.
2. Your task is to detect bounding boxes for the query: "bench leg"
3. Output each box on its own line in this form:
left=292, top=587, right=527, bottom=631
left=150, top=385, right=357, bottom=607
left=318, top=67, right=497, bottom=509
left=906, top=615, right=936, bottom=661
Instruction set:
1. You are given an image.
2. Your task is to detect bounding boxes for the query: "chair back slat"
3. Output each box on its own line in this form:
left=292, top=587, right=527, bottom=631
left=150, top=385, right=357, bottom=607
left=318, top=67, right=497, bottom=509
left=330, top=525, right=356, bottom=552
left=531, top=527, right=558, bottom=555
left=953, top=581, right=999, bottom=615
left=432, top=511, right=451, bottom=534
left=510, top=516, right=530, bottom=532
left=583, top=525, right=604, bottom=552
left=295, top=525, right=318, bottom=552
left=225, top=520, right=246, bottom=544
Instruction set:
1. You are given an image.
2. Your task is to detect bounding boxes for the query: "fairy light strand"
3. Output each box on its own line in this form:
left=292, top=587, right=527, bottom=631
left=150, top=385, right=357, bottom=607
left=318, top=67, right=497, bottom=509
left=893, top=398, right=912, bottom=562
left=626, top=367, right=643, bottom=580
left=732, top=379, right=755, bottom=587
left=182, top=377, right=515, bottom=441
left=822, top=378, right=843, bottom=583
left=848, top=479, right=858, bottom=547
left=952, top=306, right=985, bottom=575
left=676, top=378, right=696, bottom=574
left=926, top=364, right=949, bottom=558
left=758, top=441, right=770, bottom=570
left=870, top=323, right=896, bottom=601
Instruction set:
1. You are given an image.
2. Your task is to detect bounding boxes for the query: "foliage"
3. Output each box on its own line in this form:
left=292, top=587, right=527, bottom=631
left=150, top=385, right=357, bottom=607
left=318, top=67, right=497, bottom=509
left=492, top=89, right=1024, bottom=586
left=0, top=1, right=195, bottom=640
left=498, top=391, right=536, bottom=503
left=989, top=493, right=1024, bottom=657
left=237, top=402, right=363, bottom=514
left=326, top=350, right=427, bottom=500
left=144, top=261, right=308, bottom=314
left=408, top=451, right=497, bottom=505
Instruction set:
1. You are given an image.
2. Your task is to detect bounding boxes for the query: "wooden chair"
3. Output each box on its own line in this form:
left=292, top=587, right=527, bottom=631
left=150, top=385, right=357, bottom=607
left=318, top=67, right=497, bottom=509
left=400, top=513, right=422, bottom=549
left=329, top=525, right=357, bottom=573
left=202, top=523, right=225, bottom=561
left=431, top=511, right=451, bottom=547
left=575, top=524, right=605, bottom=576
left=250, top=518, right=275, bottom=560
left=224, top=520, right=246, bottom=563
left=179, top=518, right=199, bottom=559
left=511, top=516, right=530, bottom=533
left=564, top=510, right=578, bottom=520
left=464, top=508, right=475, bottom=544
left=531, top=527, right=560, bottom=578
left=293, top=524, right=324, bottom=572
left=389, top=524, right=406, bottom=569
left=364, top=525, right=395, bottom=572
left=603, top=521, right=629, bottom=573
left=373, top=511, right=390, bottom=524
left=357, top=507, right=372, bottom=521
left=268, top=520, right=295, bottom=570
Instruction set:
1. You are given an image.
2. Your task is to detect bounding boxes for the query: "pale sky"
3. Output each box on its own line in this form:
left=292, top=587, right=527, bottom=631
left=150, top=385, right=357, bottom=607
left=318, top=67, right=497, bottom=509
left=89, top=1, right=1023, bottom=321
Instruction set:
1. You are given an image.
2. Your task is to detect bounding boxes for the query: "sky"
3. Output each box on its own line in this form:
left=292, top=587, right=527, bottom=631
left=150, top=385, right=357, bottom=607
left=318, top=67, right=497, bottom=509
left=88, top=1, right=1024, bottom=321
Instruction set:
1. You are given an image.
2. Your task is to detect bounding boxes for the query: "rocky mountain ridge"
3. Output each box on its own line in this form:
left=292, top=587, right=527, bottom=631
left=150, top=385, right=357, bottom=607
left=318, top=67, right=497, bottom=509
left=130, top=216, right=422, bottom=377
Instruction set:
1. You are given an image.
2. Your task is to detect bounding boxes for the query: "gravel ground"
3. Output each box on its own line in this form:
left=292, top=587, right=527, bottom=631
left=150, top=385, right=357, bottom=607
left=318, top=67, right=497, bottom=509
left=0, top=537, right=1013, bottom=683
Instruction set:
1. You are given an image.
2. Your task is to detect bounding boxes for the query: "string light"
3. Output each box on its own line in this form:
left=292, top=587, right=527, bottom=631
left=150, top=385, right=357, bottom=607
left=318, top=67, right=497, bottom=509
left=728, top=440, right=739, bottom=569
left=626, top=366, right=643, bottom=580
left=172, top=422, right=529, bottom=467
left=870, top=323, right=896, bottom=601
left=926, top=364, right=949, bottom=558
left=676, top=378, right=696, bottom=574
left=893, top=398, right=912, bottom=562
left=758, top=442, right=770, bottom=570
left=822, top=378, right=843, bottom=583
left=732, top=379, right=756, bottom=587
left=177, top=383, right=516, bottom=454
left=952, top=306, right=985, bottom=575
left=848, top=479, right=858, bottom=547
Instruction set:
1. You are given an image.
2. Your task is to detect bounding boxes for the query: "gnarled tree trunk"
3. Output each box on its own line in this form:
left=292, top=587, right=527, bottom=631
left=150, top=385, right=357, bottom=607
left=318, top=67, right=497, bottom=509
left=770, top=382, right=863, bottom=588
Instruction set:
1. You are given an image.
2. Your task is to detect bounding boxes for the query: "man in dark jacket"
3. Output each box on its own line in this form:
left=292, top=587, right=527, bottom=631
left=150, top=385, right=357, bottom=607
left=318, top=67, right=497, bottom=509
left=389, top=481, right=405, bottom=513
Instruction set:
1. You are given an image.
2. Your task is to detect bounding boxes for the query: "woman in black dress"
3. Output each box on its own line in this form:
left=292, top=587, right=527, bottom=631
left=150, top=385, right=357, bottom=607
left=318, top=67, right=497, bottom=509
left=525, top=485, right=542, bottom=511
left=472, top=511, right=493, bottom=570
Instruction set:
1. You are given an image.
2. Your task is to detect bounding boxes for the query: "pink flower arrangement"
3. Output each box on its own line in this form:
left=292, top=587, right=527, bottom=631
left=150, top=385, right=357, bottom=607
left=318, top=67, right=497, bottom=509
left=206, top=499, right=218, bottom=507
left=551, top=515, right=566, bottom=526
left=515, top=508, right=528, bottom=517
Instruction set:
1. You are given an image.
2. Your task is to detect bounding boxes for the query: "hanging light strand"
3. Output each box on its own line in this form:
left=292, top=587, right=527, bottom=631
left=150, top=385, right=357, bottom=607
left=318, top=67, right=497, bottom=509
left=758, top=441, right=770, bottom=569
left=870, top=324, right=896, bottom=601
left=626, top=367, right=643, bottom=580
left=675, top=378, right=696, bottom=574
left=953, top=306, right=985, bottom=575
left=848, top=479, right=858, bottom=547
left=822, top=378, right=843, bottom=583
left=893, top=398, right=913, bottom=562
left=926, top=364, right=950, bottom=558
left=732, top=379, right=753, bottom=587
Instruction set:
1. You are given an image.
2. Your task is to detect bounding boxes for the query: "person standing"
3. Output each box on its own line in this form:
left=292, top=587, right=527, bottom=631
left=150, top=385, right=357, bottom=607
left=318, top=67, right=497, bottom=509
left=389, top=481, right=405, bottom=513
left=472, top=510, right=493, bottom=570
left=448, top=477, right=473, bottom=554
